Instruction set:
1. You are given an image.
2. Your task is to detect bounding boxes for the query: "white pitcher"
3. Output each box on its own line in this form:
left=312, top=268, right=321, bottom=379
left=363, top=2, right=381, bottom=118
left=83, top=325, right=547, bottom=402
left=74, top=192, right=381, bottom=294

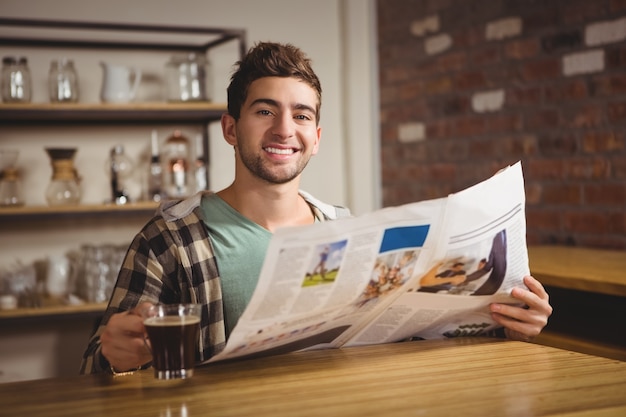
left=100, top=62, right=141, bottom=103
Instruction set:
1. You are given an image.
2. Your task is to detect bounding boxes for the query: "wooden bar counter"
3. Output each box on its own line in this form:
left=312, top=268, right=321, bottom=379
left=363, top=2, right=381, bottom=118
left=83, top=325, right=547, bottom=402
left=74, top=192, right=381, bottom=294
left=528, top=245, right=626, bottom=296
left=1, top=338, right=625, bottom=417
left=528, top=245, right=626, bottom=361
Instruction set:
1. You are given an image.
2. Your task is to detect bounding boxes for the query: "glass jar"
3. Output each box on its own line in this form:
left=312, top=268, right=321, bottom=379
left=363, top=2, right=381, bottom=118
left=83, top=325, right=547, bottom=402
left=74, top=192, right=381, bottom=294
left=162, top=130, right=193, bottom=198
left=45, top=148, right=81, bottom=206
left=164, top=53, right=211, bottom=102
left=1, top=56, right=32, bottom=103
left=49, top=58, right=79, bottom=102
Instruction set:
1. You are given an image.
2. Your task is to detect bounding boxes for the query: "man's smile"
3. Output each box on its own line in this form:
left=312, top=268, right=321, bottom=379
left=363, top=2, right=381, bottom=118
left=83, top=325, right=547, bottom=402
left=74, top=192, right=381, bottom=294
left=264, top=146, right=297, bottom=155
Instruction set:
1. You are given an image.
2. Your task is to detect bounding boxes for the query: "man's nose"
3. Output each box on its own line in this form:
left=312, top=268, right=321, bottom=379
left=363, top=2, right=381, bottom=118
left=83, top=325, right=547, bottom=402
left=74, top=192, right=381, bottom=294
left=271, top=113, right=295, bottom=139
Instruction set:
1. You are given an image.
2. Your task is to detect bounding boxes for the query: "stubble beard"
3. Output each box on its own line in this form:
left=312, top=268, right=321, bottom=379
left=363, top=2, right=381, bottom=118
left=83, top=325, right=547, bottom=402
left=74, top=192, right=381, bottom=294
left=238, top=146, right=310, bottom=185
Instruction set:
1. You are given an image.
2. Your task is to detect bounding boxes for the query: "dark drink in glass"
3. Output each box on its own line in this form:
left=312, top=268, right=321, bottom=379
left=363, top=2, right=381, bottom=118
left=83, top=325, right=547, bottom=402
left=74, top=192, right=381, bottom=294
left=143, top=304, right=201, bottom=380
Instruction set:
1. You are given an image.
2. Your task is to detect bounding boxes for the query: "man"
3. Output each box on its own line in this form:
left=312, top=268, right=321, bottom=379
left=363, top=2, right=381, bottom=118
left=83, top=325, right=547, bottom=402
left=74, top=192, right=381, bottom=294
left=80, top=42, right=552, bottom=375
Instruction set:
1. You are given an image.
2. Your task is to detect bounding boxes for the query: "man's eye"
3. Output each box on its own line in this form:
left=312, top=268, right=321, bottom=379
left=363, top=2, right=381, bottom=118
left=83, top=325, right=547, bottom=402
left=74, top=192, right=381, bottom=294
left=258, top=109, right=272, bottom=116
left=295, top=114, right=312, bottom=121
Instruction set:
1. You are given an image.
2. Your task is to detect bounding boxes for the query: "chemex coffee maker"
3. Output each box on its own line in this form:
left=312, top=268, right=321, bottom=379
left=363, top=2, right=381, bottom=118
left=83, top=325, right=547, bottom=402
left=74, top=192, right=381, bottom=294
left=45, top=147, right=81, bottom=206
left=0, top=148, right=24, bottom=207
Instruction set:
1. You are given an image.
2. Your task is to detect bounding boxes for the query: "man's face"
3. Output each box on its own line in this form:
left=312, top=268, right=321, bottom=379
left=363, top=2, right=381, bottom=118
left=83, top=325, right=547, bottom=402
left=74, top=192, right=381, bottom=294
left=228, top=76, right=321, bottom=184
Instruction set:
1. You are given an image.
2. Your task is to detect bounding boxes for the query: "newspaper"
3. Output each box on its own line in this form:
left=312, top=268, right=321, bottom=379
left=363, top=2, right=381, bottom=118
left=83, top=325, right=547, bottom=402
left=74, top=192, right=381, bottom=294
left=208, top=161, right=529, bottom=362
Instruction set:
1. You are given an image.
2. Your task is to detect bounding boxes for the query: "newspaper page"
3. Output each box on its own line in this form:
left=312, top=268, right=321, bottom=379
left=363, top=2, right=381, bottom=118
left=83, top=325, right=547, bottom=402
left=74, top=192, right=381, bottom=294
left=208, top=162, right=528, bottom=362
left=345, top=161, right=529, bottom=346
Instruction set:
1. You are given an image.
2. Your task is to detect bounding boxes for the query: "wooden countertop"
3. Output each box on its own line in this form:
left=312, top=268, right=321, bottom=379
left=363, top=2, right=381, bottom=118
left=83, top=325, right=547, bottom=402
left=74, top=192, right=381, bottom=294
left=528, top=245, right=626, bottom=296
left=1, top=338, right=625, bottom=417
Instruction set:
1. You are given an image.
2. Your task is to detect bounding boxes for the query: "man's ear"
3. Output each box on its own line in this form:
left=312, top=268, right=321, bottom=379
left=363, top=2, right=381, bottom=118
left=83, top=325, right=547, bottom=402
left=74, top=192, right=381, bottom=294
left=221, top=113, right=237, bottom=146
left=311, top=126, right=321, bottom=155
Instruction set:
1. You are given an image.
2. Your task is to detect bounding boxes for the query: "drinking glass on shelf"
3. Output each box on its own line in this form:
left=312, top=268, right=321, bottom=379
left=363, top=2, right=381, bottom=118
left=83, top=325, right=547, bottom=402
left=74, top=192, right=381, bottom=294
left=0, top=261, right=39, bottom=308
left=76, top=243, right=127, bottom=303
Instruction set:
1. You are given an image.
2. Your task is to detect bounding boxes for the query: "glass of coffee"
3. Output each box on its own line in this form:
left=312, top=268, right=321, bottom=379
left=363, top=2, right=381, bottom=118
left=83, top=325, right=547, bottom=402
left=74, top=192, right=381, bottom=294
left=143, top=303, right=201, bottom=380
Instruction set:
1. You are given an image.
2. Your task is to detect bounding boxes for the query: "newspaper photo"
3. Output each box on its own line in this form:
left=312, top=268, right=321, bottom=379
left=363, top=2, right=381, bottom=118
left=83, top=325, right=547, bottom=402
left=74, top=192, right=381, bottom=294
left=208, top=161, right=529, bottom=363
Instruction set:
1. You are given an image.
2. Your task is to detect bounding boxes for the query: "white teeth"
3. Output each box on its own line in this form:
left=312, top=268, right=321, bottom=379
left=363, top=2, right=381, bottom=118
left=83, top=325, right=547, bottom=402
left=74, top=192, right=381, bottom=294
left=265, top=147, right=294, bottom=155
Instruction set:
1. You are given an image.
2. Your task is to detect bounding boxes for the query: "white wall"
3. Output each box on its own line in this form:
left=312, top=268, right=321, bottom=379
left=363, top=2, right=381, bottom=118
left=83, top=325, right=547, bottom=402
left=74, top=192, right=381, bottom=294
left=341, top=0, right=380, bottom=215
left=0, top=0, right=379, bottom=382
left=0, top=0, right=379, bottom=214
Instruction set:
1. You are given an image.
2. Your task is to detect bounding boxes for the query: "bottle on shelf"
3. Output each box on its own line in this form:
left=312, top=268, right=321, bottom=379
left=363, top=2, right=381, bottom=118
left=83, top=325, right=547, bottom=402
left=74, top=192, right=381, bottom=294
left=162, top=130, right=192, bottom=199
left=108, top=145, right=134, bottom=205
left=146, top=130, right=163, bottom=202
left=194, top=133, right=208, bottom=193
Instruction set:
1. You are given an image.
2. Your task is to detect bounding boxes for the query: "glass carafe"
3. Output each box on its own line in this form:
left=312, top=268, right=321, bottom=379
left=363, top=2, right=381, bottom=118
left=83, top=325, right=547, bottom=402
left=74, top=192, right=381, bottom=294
left=0, top=149, right=24, bottom=206
left=45, top=148, right=81, bottom=206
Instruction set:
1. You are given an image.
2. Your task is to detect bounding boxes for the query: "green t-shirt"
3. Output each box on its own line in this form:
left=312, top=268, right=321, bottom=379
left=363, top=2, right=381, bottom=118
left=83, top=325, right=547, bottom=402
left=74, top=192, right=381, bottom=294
left=199, top=193, right=272, bottom=338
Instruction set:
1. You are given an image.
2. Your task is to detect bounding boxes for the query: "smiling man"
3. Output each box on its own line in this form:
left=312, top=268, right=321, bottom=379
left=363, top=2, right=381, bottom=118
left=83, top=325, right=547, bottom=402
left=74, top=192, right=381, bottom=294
left=80, top=42, right=352, bottom=375
left=80, top=42, right=552, bottom=376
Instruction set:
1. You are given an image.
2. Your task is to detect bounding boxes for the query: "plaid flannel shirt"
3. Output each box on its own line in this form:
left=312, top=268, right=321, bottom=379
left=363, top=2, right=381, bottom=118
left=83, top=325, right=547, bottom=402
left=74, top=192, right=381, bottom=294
left=80, top=191, right=351, bottom=374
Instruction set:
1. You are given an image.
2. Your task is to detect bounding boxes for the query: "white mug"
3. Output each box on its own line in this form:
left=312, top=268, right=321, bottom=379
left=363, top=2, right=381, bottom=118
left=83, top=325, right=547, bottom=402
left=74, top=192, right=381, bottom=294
left=100, top=62, right=142, bottom=103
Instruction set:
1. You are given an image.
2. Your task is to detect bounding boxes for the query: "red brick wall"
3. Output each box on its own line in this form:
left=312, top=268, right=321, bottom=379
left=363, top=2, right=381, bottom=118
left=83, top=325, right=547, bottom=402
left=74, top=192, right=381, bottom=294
left=377, top=0, right=626, bottom=249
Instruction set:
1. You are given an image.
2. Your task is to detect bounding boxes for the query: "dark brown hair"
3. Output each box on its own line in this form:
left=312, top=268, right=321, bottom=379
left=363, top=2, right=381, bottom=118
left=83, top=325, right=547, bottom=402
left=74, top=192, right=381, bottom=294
left=227, top=42, right=322, bottom=123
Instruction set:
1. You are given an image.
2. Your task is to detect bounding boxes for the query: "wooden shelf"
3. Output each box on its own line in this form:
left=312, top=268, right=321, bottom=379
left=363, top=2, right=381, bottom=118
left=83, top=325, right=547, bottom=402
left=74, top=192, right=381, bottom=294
left=0, top=17, right=247, bottom=53
left=0, top=302, right=107, bottom=321
left=0, top=201, right=159, bottom=220
left=0, top=19, right=245, bottom=327
left=0, top=102, right=227, bottom=123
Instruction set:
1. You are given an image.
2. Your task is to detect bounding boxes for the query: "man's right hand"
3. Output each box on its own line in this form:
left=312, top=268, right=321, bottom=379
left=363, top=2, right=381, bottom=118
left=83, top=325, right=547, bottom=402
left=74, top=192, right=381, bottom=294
left=100, top=302, right=154, bottom=372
